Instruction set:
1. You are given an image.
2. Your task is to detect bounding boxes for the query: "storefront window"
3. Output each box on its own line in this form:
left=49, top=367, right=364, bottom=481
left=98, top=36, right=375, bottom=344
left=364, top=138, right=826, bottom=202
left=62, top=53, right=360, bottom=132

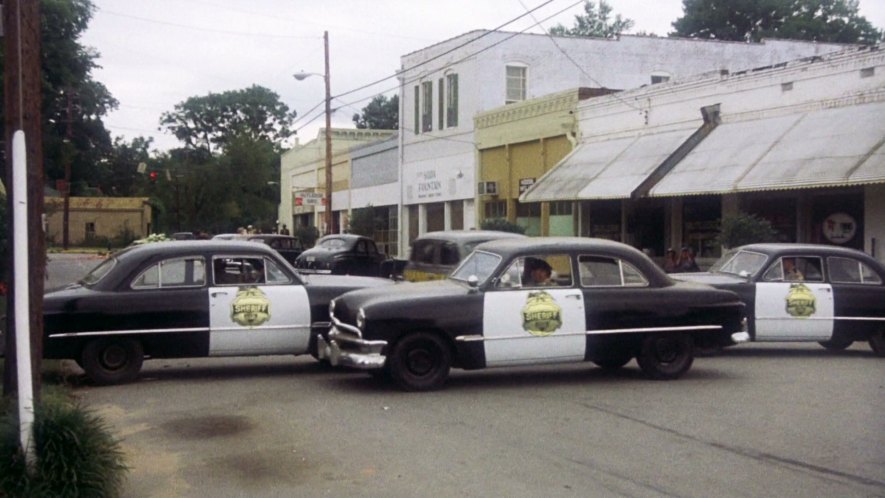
left=683, top=196, right=721, bottom=258
left=743, top=195, right=796, bottom=243
left=516, top=202, right=541, bottom=236
left=589, top=200, right=621, bottom=241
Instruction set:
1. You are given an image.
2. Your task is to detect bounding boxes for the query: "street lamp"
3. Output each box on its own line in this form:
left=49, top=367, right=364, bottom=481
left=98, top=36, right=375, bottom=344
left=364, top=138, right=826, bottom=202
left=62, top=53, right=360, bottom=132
left=294, top=30, right=334, bottom=234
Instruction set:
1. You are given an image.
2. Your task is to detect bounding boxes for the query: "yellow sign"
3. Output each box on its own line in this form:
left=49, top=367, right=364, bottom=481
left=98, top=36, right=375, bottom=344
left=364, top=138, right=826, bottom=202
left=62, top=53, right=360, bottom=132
left=521, top=290, right=562, bottom=336
left=785, top=283, right=816, bottom=318
left=231, top=287, right=271, bottom=327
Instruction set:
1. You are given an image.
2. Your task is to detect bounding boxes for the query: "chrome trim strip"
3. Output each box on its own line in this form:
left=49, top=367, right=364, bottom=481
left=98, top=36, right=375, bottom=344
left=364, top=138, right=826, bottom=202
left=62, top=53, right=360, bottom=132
left=455, top=325, right=722, bottom=342
left=48, top=322, right=312, bottom=339
left=49, top=326, right=210, bottom=339
left=755, top=316, right=885, bottom=322
left=311, top=321, right=332, bottom=329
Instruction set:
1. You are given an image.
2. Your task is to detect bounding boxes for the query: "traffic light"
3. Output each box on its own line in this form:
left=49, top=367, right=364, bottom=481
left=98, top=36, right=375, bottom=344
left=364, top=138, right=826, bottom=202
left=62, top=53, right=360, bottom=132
left=149, top=171, right=158, bottom=183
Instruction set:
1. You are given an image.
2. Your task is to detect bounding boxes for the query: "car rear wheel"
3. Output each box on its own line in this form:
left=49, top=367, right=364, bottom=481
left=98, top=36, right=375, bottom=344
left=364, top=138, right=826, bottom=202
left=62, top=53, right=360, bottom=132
left=869, top=328, right=885, bottom=357
left=81, top=338, right=144, bottom=385
left=388, top=332, right=451, bottom=391
left=818, top=338, right=853, bottom=351
left=636, top=333, right=694, bottom=380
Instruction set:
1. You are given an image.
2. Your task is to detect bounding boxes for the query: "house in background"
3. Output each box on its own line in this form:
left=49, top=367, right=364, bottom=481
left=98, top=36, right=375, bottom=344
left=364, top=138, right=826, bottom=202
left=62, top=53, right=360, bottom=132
left=396, top=30, right=849, bottom=255
left=44, top=196, right=152, bottom=246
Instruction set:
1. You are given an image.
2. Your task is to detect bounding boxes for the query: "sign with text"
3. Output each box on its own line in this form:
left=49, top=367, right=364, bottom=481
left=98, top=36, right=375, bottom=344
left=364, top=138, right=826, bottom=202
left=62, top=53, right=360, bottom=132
left=519, top=178, right=536, bottom=194
left=293, top=191, right=325, bottom=207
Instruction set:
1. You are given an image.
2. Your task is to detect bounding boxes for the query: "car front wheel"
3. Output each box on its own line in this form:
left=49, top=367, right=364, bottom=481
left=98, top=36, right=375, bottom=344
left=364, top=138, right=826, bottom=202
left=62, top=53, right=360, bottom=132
left=388, top=332, right=451, bottom=391
left=636, top=333, right=694, bottom=380
left=869, top=328, right=885, bottom=357
left=81, top=338, right=144, bottom=385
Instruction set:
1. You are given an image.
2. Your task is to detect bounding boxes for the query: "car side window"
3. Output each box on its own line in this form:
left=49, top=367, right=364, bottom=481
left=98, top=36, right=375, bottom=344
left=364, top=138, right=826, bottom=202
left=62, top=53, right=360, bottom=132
left=762, top=257, right=823, bottom=282
left=828, top=256, right=883, bottom=285
left=412, top=240, right=436, bottom=264
left=578, top=255, right=648, bottom=287
left=497, top=255, right=572, bottom=288
left=367, top=240, right=379, bottom=256
left=440, top=242, right=460, bottom=266
left=213, top=257, right=272, bottom=285
left=131, top=257, right=206, bottom=290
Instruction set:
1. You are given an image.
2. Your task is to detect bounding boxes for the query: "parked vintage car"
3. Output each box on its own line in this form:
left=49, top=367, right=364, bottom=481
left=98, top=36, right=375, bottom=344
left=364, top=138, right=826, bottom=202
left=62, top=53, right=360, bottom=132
left=672, top=243, right=885, bottom=356
left=212, top=233, right=304, bottom=265
left=403, top=230, right=526, bottom=281
left=319, top=237, right=747, bottom=391
left=294, top=234, right=390, bottom=277
left=42, top=240, right=393, bottom=384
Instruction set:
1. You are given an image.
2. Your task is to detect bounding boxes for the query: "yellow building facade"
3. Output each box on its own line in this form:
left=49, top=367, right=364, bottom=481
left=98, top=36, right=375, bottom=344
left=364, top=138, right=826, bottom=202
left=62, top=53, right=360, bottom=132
left=474, top=88, right=600, bottom=235
left=45, top=197, right=152, bottom=246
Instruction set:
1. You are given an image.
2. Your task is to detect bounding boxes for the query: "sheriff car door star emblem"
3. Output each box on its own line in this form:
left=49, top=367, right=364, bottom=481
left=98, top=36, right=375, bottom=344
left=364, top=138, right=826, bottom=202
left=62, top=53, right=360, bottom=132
left=231, top=287, right=271, bottom=327
left=785, top=283, right=816, bottom=318
left=522, top=290, right=563, bottom=336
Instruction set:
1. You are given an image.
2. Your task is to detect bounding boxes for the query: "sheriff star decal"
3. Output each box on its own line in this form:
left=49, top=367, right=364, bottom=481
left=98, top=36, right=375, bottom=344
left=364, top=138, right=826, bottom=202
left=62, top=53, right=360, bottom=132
left=521, top=290, right=563, bottom=336
left=785, top=283, right=816, bottom=318
left=231, top=287, right=271, bottom=327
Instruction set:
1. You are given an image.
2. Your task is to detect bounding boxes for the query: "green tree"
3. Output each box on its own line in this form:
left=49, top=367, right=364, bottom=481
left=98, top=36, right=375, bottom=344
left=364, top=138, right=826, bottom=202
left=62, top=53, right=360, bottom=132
left=717, top=212, right=779, bottom=248
left=0, top=0, right=119, bottom=195
left=160, top=85, right=296, bottom=154
left=549, top=0, right=634, bottom=38
left=480, top=218, right=527, bottom=234
left=348, top=205, right=382, bottom=237
left=103, top=136, right=153, bottom=196
left=672, top=0, right=882, bottom=43
left=352, top=94, right=398, bottom=129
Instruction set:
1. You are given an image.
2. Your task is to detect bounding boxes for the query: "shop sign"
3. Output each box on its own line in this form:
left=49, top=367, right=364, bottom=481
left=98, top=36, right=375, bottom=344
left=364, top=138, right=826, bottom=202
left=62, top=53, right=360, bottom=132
left=822, top=212, right=856, bottom=244
left=519, top=178, right=536, bottom=194
left=416, top=169, right=442, bottom=199
left=293, top=191, right=325, bottom=207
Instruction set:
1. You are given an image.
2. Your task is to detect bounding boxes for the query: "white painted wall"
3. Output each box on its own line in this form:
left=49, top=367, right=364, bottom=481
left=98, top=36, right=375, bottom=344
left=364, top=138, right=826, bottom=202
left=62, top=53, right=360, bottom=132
left=865, top=184, right=885, bottom=263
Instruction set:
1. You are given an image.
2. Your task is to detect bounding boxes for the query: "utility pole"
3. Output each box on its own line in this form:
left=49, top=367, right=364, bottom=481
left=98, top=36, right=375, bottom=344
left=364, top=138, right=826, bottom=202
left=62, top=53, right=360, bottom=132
left=62, top=90, right=73, bottom=249
left=3, top=0, right=47, bottom=400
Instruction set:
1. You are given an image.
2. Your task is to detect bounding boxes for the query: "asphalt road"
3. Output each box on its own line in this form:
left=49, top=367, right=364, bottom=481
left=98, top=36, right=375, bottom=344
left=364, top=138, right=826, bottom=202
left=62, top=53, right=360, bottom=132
left=68, top=345, right=884, bottom=498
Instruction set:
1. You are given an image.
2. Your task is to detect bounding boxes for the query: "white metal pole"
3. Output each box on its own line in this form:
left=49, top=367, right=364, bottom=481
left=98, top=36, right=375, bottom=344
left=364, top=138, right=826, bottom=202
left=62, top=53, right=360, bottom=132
left=12, top=130, right=36, bottom=468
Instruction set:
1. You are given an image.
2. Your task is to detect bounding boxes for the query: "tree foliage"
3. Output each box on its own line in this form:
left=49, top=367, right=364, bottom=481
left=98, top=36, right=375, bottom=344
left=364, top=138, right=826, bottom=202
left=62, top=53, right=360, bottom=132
left=352, top=94, right=398, bottom=129
left=549, top=0, right=635, bottom=38
left=672, top=0, right=883, bottom=43
left=717, top=212, right=779, bottom=248
left=348, top=205, right=383, bottom=237
left=0, top=0, right=119, bottom=194
left=480, top=218, right=526, bottom=234
left=160, top=85, right=296, bottom=154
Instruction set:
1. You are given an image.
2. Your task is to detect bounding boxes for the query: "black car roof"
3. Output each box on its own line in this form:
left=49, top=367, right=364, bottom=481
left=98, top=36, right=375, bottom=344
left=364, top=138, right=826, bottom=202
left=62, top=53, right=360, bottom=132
left=738, top=243, right=878, bottom=259
left=416, top=230, right=526, bottom=243
left=476, top=236, right=639, bottom=256
left=118, top=240, right=274, bottom=261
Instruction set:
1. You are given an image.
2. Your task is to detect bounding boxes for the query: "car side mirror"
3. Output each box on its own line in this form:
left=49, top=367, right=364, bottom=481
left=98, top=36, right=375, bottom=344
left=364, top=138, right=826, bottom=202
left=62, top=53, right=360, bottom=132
left=467, top=275, right=479, bottom=290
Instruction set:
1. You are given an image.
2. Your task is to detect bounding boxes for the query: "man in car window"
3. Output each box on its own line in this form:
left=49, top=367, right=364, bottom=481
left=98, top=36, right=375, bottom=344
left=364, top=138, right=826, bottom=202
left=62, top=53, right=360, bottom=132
left=523, top=257, right=553, bottom=286
left=784, top=258, right=804, bottom=281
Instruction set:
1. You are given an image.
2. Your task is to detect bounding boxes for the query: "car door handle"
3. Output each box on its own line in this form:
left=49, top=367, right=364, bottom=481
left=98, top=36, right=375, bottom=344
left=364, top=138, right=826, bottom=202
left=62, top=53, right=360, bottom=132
left=211, top=291, right=229, bottom=297
left=565, top=293, right=582, bottom=300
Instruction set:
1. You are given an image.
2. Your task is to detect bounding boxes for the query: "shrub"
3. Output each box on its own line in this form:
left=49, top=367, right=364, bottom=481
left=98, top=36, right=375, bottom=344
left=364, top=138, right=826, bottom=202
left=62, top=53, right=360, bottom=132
left=295, top=225, right=320, bottom=248
left=480, top=218, right=526, bottom=234
left=718, top=212, right=779, bottom=249
left=0, top=389, right=128, bottom=497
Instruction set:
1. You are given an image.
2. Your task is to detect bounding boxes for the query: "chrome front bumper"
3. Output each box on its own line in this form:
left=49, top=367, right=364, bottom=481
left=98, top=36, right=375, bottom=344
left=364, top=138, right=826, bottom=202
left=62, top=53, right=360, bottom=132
left=318, top=327, right=387, bottom=370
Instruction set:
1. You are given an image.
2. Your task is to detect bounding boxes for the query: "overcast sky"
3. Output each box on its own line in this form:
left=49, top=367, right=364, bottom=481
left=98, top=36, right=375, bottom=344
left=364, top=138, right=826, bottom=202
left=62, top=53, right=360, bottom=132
left=81, top=0, right=885, bottom=153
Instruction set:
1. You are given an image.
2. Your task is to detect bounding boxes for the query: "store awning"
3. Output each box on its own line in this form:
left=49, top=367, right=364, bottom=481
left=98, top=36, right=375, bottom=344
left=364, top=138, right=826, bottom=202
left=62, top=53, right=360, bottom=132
left=649, top=101, right=885, bottom=197
left=520, top=127, right=697, bottom=202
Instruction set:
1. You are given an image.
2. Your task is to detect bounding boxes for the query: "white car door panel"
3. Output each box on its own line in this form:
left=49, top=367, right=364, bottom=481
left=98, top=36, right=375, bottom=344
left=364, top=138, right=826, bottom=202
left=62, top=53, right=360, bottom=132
left=208, top=285, right=311, bottom=355
left=755, top=282, right=834, bottom=341
left=483, top=289, right=586, bottom=366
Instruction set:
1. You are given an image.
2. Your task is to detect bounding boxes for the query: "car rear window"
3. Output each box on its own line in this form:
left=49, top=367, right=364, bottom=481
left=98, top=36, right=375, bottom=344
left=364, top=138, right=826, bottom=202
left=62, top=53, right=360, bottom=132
left=828, top=256, right=883, bottom=284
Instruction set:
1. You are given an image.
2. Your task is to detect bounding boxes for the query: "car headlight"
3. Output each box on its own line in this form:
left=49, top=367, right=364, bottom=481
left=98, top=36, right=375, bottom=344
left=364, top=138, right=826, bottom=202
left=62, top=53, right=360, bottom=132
left=356, top=308, right=366, bottom=330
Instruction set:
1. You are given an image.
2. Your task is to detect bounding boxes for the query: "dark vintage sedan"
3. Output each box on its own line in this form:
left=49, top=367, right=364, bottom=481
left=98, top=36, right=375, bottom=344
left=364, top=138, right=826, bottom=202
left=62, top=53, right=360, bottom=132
left=43, top=240, right=393, bottom=384
left=212, top=233, right=304, bottom=265
left=294, top=234, right=389, bottom=277
left=672, top=243, right=885, bottom=356
left=403, top=230, right=526, bottom=282
left=320, top=237, right=747, bottom=391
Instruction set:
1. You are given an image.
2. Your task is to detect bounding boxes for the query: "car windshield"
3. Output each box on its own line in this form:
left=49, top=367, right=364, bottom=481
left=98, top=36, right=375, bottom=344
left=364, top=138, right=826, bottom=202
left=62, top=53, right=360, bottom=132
left=709, top=249, right=768, bottom=277
left=80, top=256, right=117, bottom=287
left=450, top=250, right=502, bottom=284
